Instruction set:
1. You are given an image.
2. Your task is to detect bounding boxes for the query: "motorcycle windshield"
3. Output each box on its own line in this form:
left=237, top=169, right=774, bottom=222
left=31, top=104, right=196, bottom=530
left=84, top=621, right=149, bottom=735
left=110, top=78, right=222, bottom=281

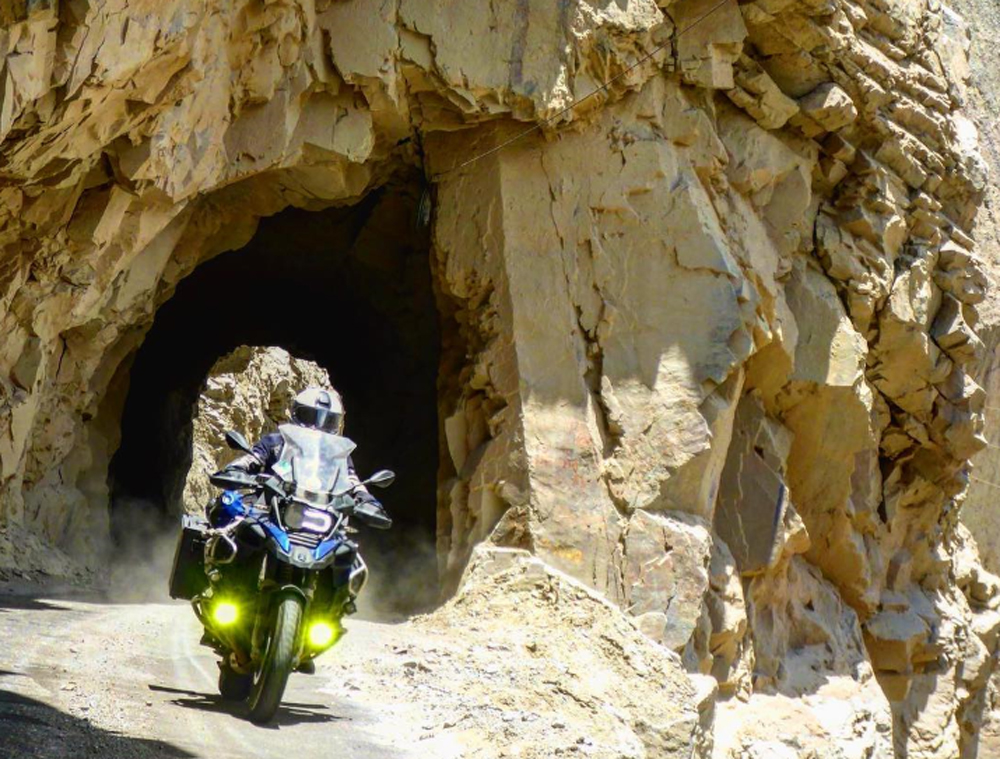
left=273, top=424, right=357, bottom=498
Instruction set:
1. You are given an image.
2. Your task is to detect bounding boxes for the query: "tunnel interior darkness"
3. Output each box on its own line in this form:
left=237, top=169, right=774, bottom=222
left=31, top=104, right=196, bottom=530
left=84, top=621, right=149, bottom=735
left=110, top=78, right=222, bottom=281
left=108, top=180, right=441, bottom=610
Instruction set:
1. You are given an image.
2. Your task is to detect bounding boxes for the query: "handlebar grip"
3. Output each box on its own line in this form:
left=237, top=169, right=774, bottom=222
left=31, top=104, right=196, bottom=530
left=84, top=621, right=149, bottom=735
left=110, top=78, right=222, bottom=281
left=353, top=501, right=393, bottom=530
left=209, top=470, right=256, bottom=490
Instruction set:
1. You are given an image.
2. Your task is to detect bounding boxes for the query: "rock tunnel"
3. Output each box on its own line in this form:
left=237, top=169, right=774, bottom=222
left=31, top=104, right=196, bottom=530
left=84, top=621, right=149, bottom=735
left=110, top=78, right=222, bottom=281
left=108, top=179, right=443, bottom=607
left=3, top=0, right=1000, bottom=753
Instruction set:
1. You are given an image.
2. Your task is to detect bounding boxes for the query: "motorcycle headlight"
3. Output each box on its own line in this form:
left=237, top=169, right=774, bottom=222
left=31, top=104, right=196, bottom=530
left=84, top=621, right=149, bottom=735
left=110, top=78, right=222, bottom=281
left=308, top=621, right=340, bottom=648
left=213, top=601, right=239, bottom=626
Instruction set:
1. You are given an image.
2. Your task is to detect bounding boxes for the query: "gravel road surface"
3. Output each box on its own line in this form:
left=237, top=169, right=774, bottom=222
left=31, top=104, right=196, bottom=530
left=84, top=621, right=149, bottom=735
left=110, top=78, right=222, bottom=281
left=0, top=590, right=423, bottom=759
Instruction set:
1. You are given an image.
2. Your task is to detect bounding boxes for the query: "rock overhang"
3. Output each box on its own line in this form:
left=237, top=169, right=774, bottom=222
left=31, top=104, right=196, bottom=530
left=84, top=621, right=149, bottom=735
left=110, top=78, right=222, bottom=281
left=0, top=0, right=998, bottom=755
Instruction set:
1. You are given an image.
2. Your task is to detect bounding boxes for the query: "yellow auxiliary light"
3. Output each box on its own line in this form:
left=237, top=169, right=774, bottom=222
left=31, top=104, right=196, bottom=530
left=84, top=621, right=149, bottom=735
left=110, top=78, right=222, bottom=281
left=308, top=621, right=337, bottom=648
left=213, top=601, right=239, bottom=626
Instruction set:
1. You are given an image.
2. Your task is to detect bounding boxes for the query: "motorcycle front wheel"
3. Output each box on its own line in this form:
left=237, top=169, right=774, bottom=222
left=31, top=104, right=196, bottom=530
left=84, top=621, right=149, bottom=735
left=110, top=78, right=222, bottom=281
left=246, top=592, right=303, bottom=723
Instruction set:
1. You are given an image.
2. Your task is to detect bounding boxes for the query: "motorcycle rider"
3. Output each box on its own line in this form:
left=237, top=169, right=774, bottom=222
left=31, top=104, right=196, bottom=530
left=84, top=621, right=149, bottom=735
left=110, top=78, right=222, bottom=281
left=204, top=386, right=389, bottom=677
left=222, top=386, right=392, bottom=528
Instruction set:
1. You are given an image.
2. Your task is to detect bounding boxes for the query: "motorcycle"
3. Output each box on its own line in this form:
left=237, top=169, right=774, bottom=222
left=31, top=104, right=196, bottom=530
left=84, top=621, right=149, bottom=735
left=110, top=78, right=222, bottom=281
left=169, top=424, right=393, bottom=723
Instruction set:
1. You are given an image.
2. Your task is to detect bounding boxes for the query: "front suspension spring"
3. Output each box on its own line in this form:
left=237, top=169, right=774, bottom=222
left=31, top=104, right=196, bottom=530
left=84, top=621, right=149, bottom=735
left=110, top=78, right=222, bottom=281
left=275, top=562, right=295, bottom=585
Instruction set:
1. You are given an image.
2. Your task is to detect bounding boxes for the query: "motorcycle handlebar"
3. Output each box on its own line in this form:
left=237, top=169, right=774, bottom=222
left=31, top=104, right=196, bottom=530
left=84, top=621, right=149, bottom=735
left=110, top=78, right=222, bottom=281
left=210, top=470, right=370, bottom=515
left=208, top=470, right=257, bottom=490
left=209, top=471, right=285, bottom=492
left=209, top=473, right=391, bottom=530
left=287, top=492, right=357, bottom=515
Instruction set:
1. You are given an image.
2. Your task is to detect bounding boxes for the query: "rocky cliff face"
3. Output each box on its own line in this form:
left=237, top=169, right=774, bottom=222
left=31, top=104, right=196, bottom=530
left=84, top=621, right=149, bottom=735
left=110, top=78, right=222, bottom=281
left=947, top=0, right=1000, bottom=572
left=938, top=0, right=1000, bottom=752
left=0, top=0, right=997, bottom=756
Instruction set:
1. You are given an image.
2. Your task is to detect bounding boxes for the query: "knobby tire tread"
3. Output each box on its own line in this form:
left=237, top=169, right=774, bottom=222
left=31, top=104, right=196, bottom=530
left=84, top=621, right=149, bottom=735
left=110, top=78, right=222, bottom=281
left=246, top=593, right=303, bottom=723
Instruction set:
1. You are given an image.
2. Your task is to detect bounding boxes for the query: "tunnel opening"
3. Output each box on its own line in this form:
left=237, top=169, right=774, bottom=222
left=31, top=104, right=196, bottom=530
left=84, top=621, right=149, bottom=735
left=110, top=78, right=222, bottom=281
left=107, top=178, right=442, bottom=611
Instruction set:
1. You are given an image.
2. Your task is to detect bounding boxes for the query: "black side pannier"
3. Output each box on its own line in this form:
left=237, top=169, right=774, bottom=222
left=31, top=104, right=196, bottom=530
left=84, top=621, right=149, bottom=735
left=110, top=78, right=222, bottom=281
left=169, top=514, right=210, bottom=600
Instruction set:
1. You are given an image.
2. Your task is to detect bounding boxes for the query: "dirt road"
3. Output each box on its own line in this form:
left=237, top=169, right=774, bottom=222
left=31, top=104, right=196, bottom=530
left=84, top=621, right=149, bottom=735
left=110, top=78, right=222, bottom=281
left=0, top=550, right=707, bottom=759
left=0, top=589, right=428, bottom=759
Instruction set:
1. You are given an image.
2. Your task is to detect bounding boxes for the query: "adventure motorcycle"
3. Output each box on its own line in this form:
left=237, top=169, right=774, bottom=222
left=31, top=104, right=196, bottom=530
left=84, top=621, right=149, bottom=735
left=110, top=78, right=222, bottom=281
left=169, top=425, right=394, bottom=724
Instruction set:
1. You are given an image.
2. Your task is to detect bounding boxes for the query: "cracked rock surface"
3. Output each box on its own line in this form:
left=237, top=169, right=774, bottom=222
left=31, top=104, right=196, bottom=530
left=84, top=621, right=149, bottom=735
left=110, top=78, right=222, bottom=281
left=1, top=0, right=999, bottom=756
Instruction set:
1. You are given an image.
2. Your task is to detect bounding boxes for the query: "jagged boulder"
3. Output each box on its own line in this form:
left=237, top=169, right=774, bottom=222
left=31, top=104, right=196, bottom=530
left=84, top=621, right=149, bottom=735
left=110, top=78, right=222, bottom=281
left=180, top=346, right=333, bottom=514
left=399, top=545, right=710, bottom=758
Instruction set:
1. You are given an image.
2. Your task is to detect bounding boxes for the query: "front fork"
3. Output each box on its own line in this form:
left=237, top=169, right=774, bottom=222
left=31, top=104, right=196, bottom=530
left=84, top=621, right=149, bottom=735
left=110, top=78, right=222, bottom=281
left=249, top=556, right=317, bottom=669
left=199, top=545, right=348, bottom=673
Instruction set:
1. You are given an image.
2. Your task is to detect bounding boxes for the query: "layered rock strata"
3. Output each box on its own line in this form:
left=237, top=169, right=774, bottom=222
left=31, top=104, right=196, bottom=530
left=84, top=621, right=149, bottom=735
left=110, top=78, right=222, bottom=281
left=938, top=1, right=1000, bottom=752
left=0, top=0, right=996, bottom=756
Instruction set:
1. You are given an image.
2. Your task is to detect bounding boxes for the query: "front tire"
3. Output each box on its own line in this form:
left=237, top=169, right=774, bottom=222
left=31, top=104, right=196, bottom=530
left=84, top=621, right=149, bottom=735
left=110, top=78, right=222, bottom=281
left=246, top=593, right=303, bottom=724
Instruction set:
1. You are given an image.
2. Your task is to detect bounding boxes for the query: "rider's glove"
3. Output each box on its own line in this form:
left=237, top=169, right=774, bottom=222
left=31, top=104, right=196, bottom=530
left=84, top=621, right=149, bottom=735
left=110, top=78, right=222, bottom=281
left=355, top=491, right=379, bottom=506
left=224, top=452, right=264, bottom=474
left=353, top=496, right=392, bottom=530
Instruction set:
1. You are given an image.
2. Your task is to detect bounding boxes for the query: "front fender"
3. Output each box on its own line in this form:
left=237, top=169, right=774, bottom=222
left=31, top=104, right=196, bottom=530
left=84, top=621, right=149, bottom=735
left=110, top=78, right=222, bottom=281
left=275, top=584, right=310, bottom=603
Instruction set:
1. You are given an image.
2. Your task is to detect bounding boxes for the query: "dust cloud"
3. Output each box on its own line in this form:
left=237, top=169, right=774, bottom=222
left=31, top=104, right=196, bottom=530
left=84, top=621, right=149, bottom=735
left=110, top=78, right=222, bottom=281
left=105, top=495, right=443, bottom=618
left=353, top=528, right=442, bottom=621
left=106, top=498, right=181, bottom=604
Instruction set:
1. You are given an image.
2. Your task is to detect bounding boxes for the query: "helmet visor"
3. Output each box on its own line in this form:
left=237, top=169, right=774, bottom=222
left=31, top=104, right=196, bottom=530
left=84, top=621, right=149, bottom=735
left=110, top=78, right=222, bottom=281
left=293, top=405, right=343, bottom=434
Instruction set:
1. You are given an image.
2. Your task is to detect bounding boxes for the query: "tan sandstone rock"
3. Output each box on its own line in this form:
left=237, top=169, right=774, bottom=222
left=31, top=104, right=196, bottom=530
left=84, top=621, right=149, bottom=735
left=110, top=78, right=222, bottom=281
left=0, top=0, right=996, bottom=756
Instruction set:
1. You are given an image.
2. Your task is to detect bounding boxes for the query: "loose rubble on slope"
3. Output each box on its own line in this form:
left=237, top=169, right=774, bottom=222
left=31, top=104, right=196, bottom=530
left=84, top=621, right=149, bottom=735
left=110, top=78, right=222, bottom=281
left=348, top=546, right=708, bottom=759
left=0, top=0, right=998, bottom=756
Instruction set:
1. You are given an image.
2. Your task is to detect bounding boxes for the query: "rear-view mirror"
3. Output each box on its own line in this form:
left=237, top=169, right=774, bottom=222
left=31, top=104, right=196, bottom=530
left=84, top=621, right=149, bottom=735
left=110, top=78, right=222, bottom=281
left=366, top=470, right=395, bottom=488
left=225, top=430, right=253, bottom=454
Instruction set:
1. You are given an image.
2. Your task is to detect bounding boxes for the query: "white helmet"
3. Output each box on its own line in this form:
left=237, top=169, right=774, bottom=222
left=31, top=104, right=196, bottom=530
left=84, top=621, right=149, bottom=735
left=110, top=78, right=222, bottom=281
left=290, top=387, right=344, bottom=434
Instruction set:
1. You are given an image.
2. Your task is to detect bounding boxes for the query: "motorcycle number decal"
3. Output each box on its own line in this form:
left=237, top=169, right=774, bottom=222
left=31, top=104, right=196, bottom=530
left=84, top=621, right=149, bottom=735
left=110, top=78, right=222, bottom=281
left=301, top=508, right=333, bottom=534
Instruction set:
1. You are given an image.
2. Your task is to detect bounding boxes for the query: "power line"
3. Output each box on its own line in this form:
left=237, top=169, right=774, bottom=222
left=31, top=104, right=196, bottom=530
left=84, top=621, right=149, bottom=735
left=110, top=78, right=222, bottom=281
left=430, top=0, right=733, bottom=180
left=970, top=475, right=1000, bottom=492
